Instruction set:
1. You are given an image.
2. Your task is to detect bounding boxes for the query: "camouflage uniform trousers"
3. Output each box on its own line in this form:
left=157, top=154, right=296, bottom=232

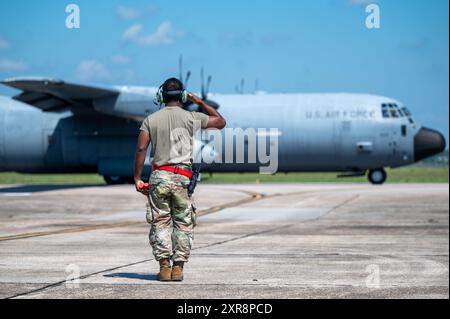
left=146, top=170, right=197, bottom=262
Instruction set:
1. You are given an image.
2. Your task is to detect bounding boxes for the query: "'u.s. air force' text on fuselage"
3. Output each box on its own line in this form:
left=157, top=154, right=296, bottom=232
left=305, top=109, right=376, bottom=120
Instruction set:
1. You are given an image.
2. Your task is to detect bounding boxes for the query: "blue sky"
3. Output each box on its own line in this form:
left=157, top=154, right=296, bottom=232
left=0, top=0, right=448, bottom=139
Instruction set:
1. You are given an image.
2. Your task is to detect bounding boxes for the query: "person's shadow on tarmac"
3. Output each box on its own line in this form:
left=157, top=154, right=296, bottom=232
left=104, top=273, right=158, bottom=281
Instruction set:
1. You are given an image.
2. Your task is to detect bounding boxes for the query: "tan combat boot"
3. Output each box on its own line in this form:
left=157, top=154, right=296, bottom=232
left=171, top=261, right=184, bottom=281
left=157, top=259, right=171, bottom=281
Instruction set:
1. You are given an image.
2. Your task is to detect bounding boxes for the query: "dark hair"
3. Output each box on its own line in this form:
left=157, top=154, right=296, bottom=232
left=162, top=77, right=183, bottom=103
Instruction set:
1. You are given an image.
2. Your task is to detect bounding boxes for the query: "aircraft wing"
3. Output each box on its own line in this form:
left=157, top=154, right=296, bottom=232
left=1, top=77, right=119, bottom=112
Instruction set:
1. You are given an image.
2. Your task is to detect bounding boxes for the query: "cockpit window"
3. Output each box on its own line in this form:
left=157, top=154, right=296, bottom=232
left=381, top=104, right=390, bottom=118
left=389, top=104, right=399, bottom=118
left=400, top=106, right=415, bottom=123
left=402, top=107, right=412, bottom=117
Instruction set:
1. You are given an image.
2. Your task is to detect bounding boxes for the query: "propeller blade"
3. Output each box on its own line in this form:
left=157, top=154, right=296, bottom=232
left=182, top=63, right=220, bottom=111
left=200, top=67, right=205, bottom=99
left=240, top=78, right=245, bottom=94
left=177, top=57, right=195, bottom=109
left=205, top=75, right=212, bottom=98
left=185, top=70, right=191, bottom=89
left=179, top=55, right=183, bottom=84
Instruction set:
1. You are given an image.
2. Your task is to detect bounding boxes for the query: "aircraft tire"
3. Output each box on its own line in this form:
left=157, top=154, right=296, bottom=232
left=368, top=168, right=387, bottom=185
left=103, top=175, right=127, bottom=185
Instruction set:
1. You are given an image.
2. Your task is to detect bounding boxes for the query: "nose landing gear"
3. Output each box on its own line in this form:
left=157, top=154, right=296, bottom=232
left=368, top=168, right=387, bottom=185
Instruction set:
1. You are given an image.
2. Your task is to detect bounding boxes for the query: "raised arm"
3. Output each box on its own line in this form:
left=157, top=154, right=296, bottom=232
left=134, top=130, right=151, bottom=194
left=188, top=93, right=226, bottom=129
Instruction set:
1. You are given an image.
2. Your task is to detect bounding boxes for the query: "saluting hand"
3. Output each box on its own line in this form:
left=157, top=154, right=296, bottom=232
left=188, top=93, right=203, bottom=105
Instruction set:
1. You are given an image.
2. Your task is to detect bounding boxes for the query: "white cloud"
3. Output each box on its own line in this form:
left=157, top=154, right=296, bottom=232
left=111, top=54, right=130, bottom=65
left=116, top=4, right=159, bottom=20
left=74, top=59, right=136, bottom=83
left=0, top=59, right=27, bottom=71
left=116, top=6, right=140, bottom=20
left=349, top=0, right=378, bottom=5
left=122, top=21, right=183, bottom=46
left=0, top=36, right=10, bottom=49
left=122, top=24, right=143, bottom=40
left=139, top=22, right=174, bottom=45
left=75, top=60, right=110, bottom=82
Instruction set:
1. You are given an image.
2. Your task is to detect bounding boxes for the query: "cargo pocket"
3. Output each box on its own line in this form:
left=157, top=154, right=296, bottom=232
left=191, top=202, right=197, bottom=227
left=179, top=175, right=191, bottom=188
left=145, top=182, right=161, bottom=224
left=145, top=199, right=153, bottom=224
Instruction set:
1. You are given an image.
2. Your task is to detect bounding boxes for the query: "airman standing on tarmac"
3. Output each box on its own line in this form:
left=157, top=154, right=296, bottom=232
left=134, top=78, right=226, bottom=281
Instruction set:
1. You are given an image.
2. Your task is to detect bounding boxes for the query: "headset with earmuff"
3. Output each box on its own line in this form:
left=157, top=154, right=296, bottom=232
left=154, top=82, right=188, bottom=106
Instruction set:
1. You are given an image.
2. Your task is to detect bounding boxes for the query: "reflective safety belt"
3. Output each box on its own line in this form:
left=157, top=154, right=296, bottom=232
left=152, top=165, right=194, bottom=179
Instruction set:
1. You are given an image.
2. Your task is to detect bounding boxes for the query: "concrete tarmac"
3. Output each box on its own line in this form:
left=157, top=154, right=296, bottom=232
left=0, top=183, right=448, bottom=299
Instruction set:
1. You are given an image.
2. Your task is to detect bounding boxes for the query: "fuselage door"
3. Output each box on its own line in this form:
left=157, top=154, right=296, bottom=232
left=61, top=118, right=80, bottom=166
left=42, top=128, right=63, bottom=167
left=335, top=120, right=376, bottom=170
left=391, top=124, right=399, bottom=158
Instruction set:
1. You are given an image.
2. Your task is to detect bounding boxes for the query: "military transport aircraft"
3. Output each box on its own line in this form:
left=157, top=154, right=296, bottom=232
left=0, top=75, right=446, bottom=185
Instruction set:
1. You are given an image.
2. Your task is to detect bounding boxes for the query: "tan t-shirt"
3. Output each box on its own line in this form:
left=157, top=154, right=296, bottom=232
left=140, top=106, right=209, bottom=167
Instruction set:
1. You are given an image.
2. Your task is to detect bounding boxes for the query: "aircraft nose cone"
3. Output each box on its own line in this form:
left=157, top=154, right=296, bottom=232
left=414, top=127, right=446, bottom=162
